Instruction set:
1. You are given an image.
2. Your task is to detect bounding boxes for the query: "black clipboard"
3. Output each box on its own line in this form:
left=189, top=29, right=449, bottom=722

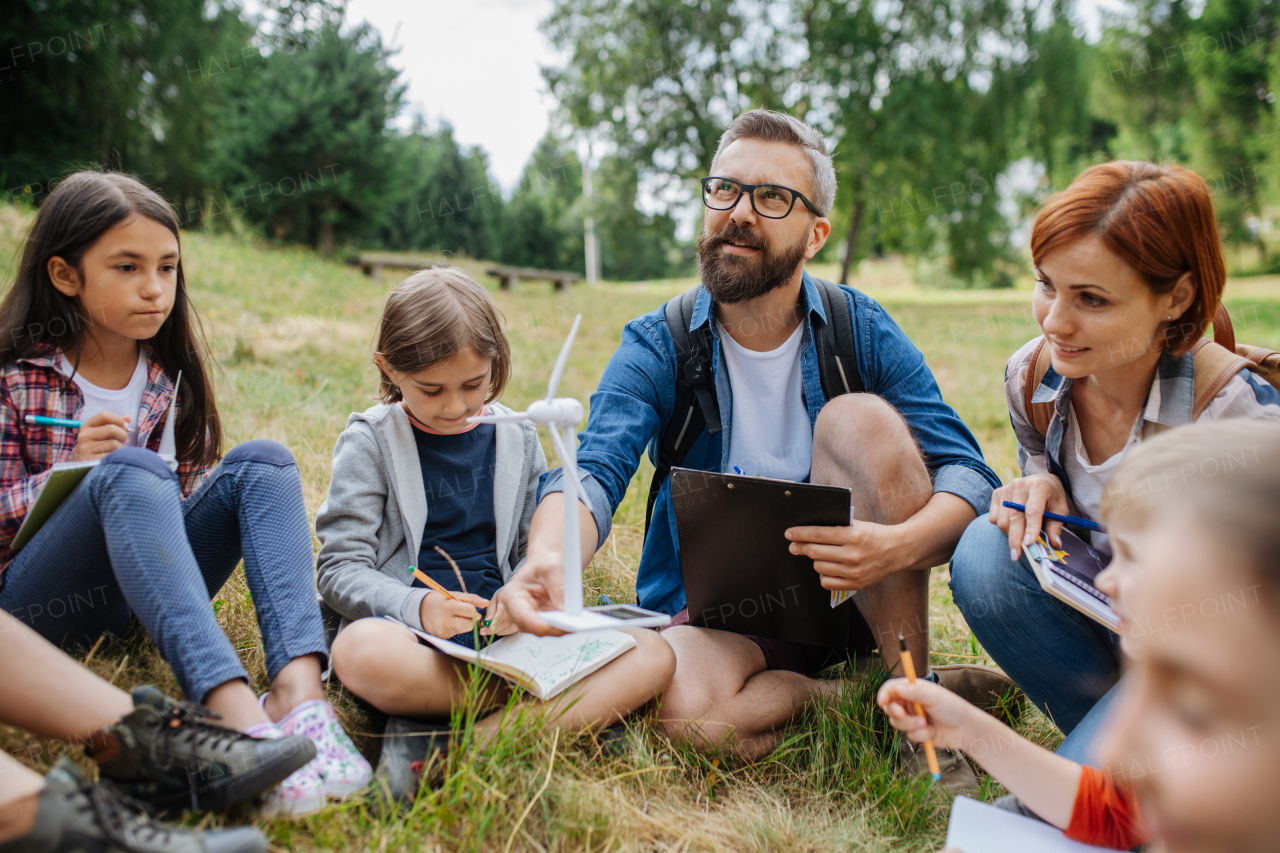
left=671, top=467, right=853, bottom=648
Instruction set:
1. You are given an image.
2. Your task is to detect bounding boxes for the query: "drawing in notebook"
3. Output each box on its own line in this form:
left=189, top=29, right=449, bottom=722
left=11, top=371, right=181, bottom=552
left=383, top=616, right=636, bottom=700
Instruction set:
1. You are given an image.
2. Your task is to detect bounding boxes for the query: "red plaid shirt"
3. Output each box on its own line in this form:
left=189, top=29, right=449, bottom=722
left=0, top=345, right=210, bottom=574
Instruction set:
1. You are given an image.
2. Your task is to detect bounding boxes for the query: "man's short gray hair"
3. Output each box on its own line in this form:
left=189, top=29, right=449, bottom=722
left=709, top=109, right=837, bottom=217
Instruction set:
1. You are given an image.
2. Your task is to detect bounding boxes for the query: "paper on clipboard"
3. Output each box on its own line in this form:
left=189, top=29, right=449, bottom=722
left=830, top=505, right=857, bottom=608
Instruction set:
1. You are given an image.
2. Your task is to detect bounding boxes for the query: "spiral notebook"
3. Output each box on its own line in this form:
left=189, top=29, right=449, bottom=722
left=1024, top=527, right=1119, bottom=633
left=11, top=372, right=181, bottom=552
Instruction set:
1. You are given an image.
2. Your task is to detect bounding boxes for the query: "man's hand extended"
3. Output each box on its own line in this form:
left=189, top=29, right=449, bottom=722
left=785, top=492, right=977, bottom=588
left=490, top=492, right=598, bottom=637
left=483, top=563, right=565, bottom=637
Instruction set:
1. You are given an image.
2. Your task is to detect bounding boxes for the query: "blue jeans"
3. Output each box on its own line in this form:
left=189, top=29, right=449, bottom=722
left=1056, top=677, right=1125, bottom=767
left=0, top=441, right=327, bottom=703
left=949, top=515, right=1120, bottom=734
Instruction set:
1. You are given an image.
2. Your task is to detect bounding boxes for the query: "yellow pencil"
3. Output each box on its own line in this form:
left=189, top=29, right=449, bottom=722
left=408, top=565, right=490, bottom=627
left=898, top=634, right=942, bottom=782
left=407, top=566, right=458, bottom=601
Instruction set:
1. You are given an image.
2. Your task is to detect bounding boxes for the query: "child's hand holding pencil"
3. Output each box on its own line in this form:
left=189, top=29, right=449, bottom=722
left=409, top=566, right=490, bottom=638
left=876, top=674, right=986, bottom=756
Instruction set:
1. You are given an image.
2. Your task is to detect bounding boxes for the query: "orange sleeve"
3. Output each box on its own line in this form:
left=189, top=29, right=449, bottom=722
left=1064, top=765, right=1147, bottom=850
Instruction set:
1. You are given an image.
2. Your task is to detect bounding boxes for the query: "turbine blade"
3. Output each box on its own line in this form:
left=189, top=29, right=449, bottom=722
left=466, top=411, right=529, bottom=424
left=546, top=314, right=583, bottom=400
left=549, top=428, right=595, bottom=516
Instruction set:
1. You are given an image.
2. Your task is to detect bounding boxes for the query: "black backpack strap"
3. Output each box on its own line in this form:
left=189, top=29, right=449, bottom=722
left=812, top=277, right=865, bottom=397
left=645, top=287, right=721, bottom=533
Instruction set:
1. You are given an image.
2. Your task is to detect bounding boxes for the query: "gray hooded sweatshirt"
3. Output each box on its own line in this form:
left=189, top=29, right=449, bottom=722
left=315, top=401, right=547, bottom=633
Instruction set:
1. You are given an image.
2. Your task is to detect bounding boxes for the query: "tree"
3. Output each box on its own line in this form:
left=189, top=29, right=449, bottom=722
left=0, top=0, right=252, bottom=212
left=542, top=0, right=799, bottom=201
left=590, top=155, right=682, bottom=280
left=499, top=133, right=583, bottom=271
left=372, top=122, right=504, bottom=260
left=808, top=0, right=1042, bottom=285
left=1091, top=0, right=1198, bottom=162
left=207, top=22, right=403, bottom=253
left=1183, top=0, right=1277, bottom=259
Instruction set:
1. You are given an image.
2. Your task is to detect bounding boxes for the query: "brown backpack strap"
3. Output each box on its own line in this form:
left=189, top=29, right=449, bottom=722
left=1236, top=343, right=1280, bottom=377
left=1191, top=338, right=1250, bottom=420
left=1023, top=337, right=1056, bottom=437
left=1212, top=302, right=1236, bottom=351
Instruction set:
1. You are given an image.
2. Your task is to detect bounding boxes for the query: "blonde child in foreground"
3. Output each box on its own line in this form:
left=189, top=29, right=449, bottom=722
left=880, top=418, right=1280, bottom=853
left=317, top=268, right=676, bottom=801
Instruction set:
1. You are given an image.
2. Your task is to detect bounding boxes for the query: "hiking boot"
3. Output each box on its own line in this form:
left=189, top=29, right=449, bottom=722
left=88, top=686, right=315, bottom=816
left=371, top=717, right=451, bottom=807
left=933, top=665, right=1025, bottom=725
left=896, top=737, right=979, bottom=797
left=0, top=758, right=266, bottom=853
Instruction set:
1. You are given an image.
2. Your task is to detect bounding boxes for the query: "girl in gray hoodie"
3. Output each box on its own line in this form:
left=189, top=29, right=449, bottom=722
left=317, top=268, right=674, bottom=794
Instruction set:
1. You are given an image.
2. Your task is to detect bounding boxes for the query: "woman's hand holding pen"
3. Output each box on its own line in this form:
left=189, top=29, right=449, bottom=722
left=69, top=412, right=131, bottom=462
left=418, top=590, right=489, bottom=638
left=989, top=473, right=1070, bottom=559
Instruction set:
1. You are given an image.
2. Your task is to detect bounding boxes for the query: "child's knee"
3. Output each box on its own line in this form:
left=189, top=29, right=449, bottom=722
left=331, top=618, right=397, bottom=686
left=98, top=446, right=176, bottom=481
left=628, top=629, right=677, bottom=690
left=222, top=439, right=296, bottom=467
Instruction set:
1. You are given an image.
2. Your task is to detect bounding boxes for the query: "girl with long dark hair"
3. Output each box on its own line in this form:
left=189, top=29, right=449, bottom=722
left=0, top=171, right=369, bottom=816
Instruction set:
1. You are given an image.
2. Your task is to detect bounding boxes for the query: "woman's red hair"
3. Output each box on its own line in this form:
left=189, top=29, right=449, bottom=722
left=1030, top=161, right=1225, bottom=355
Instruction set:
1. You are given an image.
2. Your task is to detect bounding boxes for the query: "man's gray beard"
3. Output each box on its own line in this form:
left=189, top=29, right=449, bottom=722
left=697, top=223, right=809, bottom=305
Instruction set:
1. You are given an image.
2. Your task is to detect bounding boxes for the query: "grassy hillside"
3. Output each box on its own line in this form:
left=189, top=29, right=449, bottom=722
left=2, top=203, right=1278, bottom=851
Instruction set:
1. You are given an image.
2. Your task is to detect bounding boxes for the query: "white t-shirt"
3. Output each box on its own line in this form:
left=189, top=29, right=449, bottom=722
left=1061, top=402, right=1139, bottom=555
left=717, top=321, right=811, bottom=482
left=60, top=351, right=148, bottom=446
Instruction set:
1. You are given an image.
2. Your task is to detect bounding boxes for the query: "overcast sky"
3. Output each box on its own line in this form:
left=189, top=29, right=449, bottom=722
left=346, top=0, right=560, bottom=190
left=345, top=0, right=1128, bottom=192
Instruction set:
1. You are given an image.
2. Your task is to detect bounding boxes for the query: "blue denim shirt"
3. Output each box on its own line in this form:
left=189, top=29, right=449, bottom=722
left=540, top=272, right=1000, bottom=615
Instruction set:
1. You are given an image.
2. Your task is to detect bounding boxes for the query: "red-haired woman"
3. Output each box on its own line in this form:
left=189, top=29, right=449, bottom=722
left=949, top=161, right=1280, bottom=762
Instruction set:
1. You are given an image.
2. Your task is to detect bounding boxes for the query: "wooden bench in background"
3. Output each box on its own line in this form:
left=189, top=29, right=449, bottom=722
left=486, top=265, right=582, bottom=292
left=345, top=253, right=584, bottom=292
left=344, top=251, right=443, bottom=281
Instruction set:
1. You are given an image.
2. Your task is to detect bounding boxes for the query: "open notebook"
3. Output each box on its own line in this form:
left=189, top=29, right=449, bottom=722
left=946, top=796, right=1114, bottom=852
left=11, top=372, right=181, bottom=552
left=1025, top=527, right=1119, bottom=633
left=385, top=617, right=636, bottom=700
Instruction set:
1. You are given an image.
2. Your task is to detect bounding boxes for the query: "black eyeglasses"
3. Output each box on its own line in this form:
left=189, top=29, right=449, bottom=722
left=700, top=177, right=824, bottom=219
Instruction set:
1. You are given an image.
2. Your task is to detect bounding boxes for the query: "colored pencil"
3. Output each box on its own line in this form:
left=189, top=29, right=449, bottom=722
left=898, top=634, right=942, bottom=782
left=25, top=415, right=82, bottom=429
left=407, top=565, right=459, bottom=601
left=408, top=562, right=489, bottom=627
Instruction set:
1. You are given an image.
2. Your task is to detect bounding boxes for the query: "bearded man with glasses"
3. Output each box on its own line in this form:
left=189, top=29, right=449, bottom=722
left=492, top=109, right=1012, bottom=790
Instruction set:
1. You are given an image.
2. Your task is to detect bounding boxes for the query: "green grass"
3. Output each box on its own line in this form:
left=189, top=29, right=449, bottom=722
left=1, top=201, right=1278, bottom=851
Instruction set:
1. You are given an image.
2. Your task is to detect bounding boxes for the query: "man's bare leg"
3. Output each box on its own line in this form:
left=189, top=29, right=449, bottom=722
left=810, top=394, right=934, bottom=676
left=656, top=627, right=841, bottom=759
left=0, top=752, right=43, bottom=843
left=0, top=611, right=132, bottom=740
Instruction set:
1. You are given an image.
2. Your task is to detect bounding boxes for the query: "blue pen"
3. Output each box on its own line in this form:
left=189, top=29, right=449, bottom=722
left=732, top=465, right=745, bottom=475
left=25, top=415, right=81, bottom=429
left=1002, top=501, right=1105, bottom=533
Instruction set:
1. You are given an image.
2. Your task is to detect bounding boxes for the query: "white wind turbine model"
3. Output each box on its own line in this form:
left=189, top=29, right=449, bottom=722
left=468, top=315, right=670, bottom=632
